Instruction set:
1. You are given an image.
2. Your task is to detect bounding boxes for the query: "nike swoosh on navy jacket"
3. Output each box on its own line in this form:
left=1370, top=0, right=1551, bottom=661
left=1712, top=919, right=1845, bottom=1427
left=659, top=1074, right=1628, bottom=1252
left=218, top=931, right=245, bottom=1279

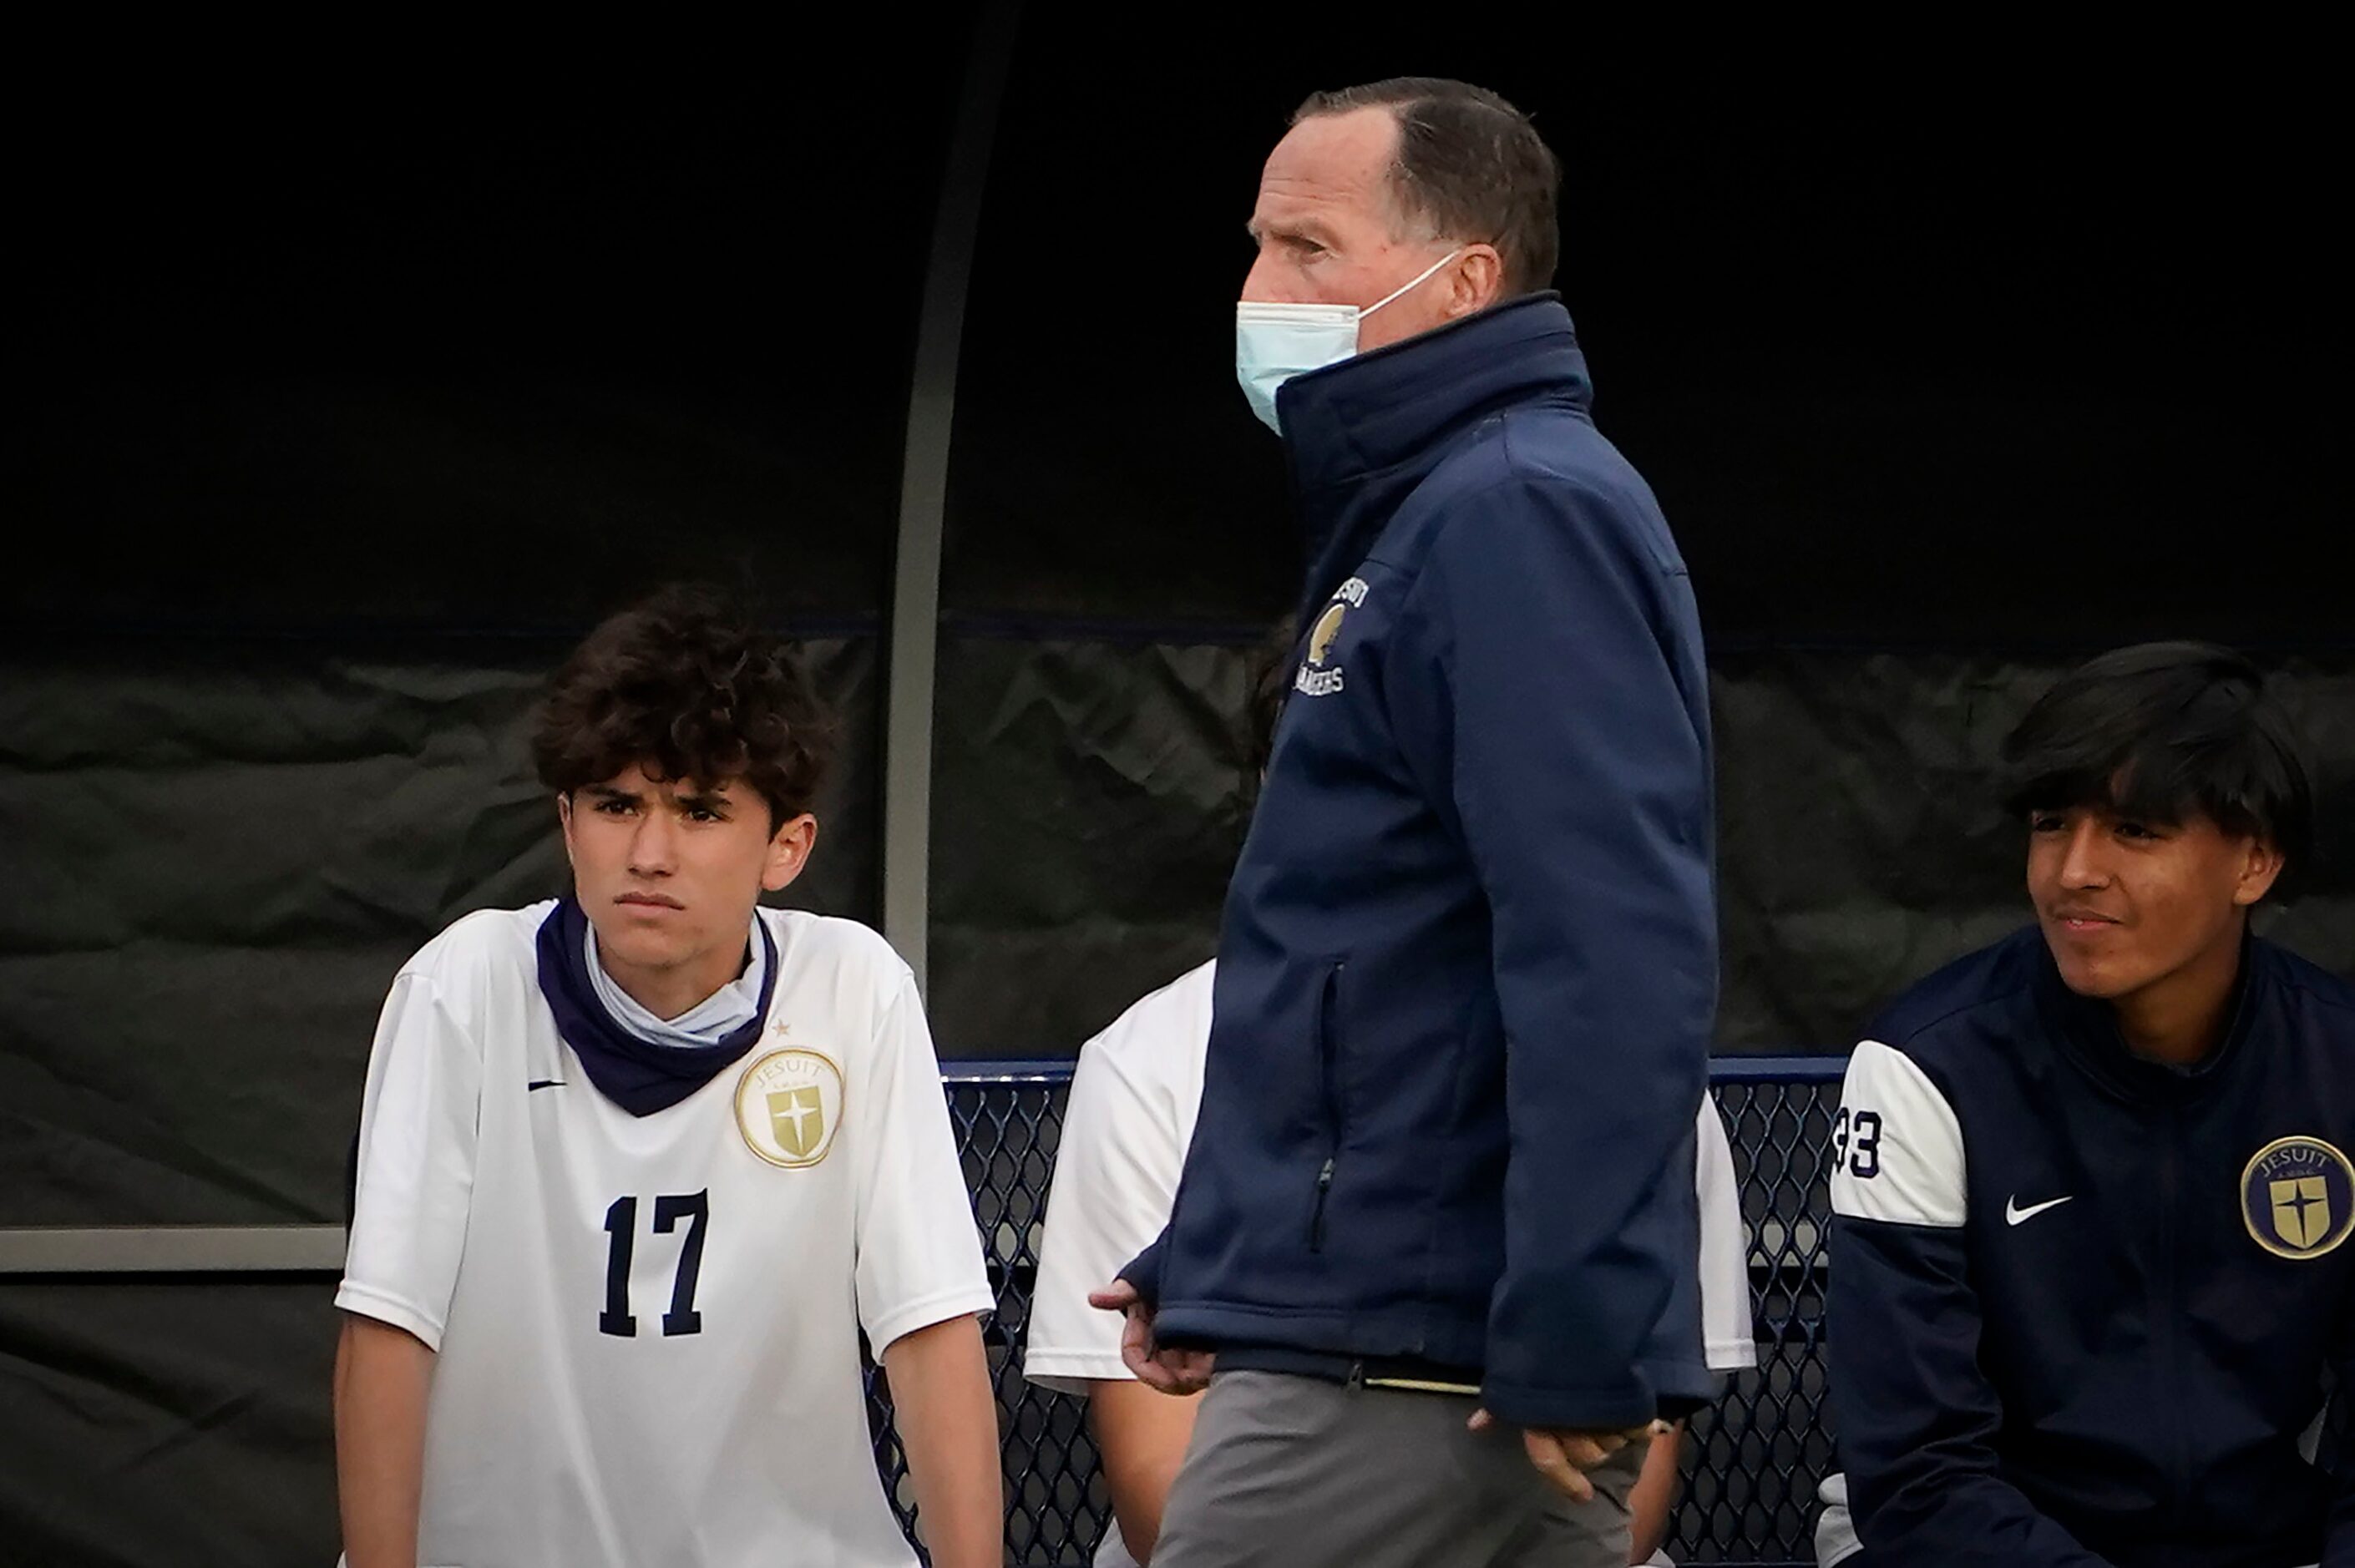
left=1122, top=294, right=1719, bottom=1431
left=1830, top=927, right=2355, bottom=1567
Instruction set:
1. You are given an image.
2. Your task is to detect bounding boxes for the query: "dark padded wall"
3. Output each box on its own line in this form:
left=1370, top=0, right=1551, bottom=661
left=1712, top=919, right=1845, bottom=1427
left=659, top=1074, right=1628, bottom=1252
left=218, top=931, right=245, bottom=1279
left=0, top=1278, right=340, bottom=1565
left=1709, top=651, right=2355, bottom=1045
left=922, top=644, right=2355, bottom=1055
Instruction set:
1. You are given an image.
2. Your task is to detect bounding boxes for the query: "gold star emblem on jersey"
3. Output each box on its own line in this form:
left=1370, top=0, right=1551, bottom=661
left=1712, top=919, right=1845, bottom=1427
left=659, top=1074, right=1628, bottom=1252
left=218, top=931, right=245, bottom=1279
left=735, top=1049, right=844, bottom=1169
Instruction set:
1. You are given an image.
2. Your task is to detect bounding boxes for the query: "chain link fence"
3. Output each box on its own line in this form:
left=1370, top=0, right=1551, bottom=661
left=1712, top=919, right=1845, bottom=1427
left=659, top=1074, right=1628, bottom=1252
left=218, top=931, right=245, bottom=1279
left=866, top=1057, right=1845, bottom=1566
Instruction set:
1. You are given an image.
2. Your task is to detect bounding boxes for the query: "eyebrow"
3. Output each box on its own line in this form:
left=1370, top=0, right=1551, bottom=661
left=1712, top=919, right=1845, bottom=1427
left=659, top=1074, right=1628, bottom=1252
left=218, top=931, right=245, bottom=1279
left=1245, top=216, right=1337, bottom=247
left=580, top=783, right=734, bottom=813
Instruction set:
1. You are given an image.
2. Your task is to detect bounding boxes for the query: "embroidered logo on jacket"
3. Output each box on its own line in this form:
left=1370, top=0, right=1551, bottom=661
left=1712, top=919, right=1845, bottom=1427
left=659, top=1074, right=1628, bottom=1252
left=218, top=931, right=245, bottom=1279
left=736, top=1048, right=844, bottom=1168
left=1296, top=578, right=1366, bottom=698
left=2241, top=1136, right=2355, bottom=1259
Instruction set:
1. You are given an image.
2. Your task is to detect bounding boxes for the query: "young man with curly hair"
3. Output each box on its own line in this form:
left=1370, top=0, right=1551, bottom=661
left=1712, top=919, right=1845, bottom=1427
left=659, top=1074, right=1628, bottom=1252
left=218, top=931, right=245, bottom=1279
left=332, top=587, right=1003, bottom=1568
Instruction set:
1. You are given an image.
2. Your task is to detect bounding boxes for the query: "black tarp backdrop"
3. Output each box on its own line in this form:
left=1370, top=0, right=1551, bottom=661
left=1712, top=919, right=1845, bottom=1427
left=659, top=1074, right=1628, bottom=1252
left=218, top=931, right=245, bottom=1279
left=3, top=25, right=2347, bottom=1565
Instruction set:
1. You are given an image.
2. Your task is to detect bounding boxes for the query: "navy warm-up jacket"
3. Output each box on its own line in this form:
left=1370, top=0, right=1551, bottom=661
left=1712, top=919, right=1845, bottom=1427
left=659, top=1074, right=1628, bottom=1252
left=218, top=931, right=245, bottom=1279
left=1122, top=294, right=1719, bottom=1431
left=1831, top=927, right=2355, bottom=1567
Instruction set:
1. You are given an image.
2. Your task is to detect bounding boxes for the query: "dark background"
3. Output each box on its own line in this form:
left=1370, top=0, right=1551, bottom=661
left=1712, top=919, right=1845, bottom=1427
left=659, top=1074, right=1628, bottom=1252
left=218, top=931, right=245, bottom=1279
left=2, top=18, right=2344, bottom=1561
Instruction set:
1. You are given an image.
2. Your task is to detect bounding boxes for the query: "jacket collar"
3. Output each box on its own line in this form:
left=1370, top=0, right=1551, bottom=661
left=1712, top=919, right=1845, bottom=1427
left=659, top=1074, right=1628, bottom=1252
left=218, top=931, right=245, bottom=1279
left=1274, top=293, right=1595, bottom=625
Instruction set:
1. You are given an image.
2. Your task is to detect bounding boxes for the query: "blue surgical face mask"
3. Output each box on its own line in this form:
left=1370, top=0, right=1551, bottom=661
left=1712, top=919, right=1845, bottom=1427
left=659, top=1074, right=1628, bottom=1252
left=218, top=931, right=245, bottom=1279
left=1233, top=249, right=1463, bottom=434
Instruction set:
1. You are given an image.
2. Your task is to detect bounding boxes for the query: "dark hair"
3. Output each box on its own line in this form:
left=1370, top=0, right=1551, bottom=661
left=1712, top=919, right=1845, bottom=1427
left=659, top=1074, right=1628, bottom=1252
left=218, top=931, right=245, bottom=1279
left=532, top=585, right=834, bottom=828
left=1291, top=77, right=1561, bottom=296
left=2000, top=641, right=2312, bottom=871
left=1245, top=615, right=1298, bottom=777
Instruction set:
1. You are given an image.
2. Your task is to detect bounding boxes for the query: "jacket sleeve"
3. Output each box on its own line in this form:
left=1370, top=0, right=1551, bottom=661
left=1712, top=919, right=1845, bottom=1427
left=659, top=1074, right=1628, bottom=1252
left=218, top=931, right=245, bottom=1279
left=1117, top=1228, right=1168, bottom=1310
left=1831, top=1039, right=2114, bottom=1567
left=1390, top=474, right=1715, bottom=1430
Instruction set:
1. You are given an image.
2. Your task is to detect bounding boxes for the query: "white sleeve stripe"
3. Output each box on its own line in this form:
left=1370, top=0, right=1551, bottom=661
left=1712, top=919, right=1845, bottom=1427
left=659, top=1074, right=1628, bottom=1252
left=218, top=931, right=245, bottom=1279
left=1830, top=1039, right=1967, bottom=1228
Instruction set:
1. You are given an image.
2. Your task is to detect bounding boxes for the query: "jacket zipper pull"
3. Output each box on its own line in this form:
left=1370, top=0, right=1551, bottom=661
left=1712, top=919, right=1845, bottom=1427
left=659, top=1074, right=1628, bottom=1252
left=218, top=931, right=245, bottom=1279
left=1310, top=1156, right=1336, bottom=1249
left=1345, top=1360, right=1366, bottom=1392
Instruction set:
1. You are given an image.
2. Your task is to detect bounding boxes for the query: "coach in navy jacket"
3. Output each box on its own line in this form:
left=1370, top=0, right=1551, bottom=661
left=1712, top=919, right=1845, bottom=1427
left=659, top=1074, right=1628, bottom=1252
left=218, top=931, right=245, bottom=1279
left=1115, top=82, right=1719, bottom=1478
left=1826, top=644, right=2355, bottom=1568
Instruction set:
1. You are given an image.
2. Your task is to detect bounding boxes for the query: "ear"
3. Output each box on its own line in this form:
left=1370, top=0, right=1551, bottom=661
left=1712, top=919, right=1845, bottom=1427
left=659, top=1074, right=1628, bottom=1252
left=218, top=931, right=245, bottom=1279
left=555, top=792, right=577, bottom=868
left=762, top=813, right=820, bottom=893
left=2231, top=836, right=2286, bottom=907
left=1450, top=245, right=1507, bottom=317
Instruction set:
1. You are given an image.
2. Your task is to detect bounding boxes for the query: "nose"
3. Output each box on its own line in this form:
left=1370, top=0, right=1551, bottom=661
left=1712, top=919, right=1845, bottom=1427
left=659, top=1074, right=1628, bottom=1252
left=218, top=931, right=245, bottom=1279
left=2057, top=817, right=2111, bottom=890
left=627, top=809, right=678, bottom=878
left=1239, top=248, right=1297, bottom=306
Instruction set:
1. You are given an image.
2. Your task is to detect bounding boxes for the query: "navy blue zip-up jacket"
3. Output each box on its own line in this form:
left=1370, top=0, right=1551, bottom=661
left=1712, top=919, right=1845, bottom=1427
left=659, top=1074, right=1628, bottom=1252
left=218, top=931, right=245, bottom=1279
left=1121, top=294, right=1719, bottom=1430
left=1831, top=927, right=2355, bottom=1567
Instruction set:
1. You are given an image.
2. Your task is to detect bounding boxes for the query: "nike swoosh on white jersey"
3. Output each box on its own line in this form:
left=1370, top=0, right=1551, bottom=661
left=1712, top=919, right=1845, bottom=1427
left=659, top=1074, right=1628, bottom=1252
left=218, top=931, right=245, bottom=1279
left=2004, top=1194, right=2074, bottom=1226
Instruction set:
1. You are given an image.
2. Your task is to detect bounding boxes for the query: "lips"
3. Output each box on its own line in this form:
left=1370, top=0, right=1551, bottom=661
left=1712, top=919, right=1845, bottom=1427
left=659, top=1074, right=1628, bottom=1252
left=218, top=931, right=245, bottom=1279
left=615, top=891, right=684, bottom=911
left=2049, top=907, right=2121, bottom=932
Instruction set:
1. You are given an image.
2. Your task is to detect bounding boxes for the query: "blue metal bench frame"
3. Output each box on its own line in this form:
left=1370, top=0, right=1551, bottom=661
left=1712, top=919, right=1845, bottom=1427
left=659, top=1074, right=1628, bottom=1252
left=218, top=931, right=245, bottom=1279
left=868, top=1056, right=1845, bottom=1566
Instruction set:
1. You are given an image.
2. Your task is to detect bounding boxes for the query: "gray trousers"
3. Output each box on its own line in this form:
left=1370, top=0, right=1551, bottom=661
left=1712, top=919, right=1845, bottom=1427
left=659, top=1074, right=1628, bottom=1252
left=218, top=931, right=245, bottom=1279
left=1149, top=1370, right=1644, bottom=1568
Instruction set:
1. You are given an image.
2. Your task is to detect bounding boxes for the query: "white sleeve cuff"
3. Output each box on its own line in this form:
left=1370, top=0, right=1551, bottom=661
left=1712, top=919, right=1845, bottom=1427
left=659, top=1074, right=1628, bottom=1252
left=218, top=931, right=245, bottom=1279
left=1021, top=1348, right=1136, bottom=1396
left=864, top=1284, right=999, bottom=1358
left=1705, top=1335, right=1760, bottom=1373
left=334, top=1279, right=447, bottom=1352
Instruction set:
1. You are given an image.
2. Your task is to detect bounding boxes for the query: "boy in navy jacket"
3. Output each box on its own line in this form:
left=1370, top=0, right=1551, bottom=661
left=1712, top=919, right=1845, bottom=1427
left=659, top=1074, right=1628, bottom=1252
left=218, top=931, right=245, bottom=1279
left=1824, top=643, right=2352, bottom=1568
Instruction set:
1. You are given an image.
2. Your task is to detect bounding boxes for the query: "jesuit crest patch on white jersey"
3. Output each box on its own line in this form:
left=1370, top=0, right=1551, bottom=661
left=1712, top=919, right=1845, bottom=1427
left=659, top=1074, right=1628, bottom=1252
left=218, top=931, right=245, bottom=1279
left=736, top=1047, right=845, bottom=1167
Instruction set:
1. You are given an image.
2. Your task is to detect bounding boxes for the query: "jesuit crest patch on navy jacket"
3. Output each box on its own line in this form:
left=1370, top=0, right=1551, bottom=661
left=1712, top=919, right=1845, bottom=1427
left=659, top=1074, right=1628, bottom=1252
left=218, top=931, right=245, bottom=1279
left=2241, top=1136, right=2355, bottom=1259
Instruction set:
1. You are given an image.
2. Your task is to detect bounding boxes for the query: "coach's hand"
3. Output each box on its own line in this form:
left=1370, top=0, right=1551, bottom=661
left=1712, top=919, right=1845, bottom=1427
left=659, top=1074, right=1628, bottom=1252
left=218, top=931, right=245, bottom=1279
left=1466, top=1409, right=1661, bottom=1503
left=1090, top=1279, right=1217, bottom=1396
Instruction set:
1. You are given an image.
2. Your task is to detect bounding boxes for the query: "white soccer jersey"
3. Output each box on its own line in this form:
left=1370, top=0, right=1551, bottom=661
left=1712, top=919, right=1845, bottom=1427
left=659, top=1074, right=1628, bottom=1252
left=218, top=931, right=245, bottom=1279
left=1024, top=959, right=1215, bottom=1405
left=1023, top=959, right=1757, bottom=1568
left=337, top=901, right=993, bottom=1568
